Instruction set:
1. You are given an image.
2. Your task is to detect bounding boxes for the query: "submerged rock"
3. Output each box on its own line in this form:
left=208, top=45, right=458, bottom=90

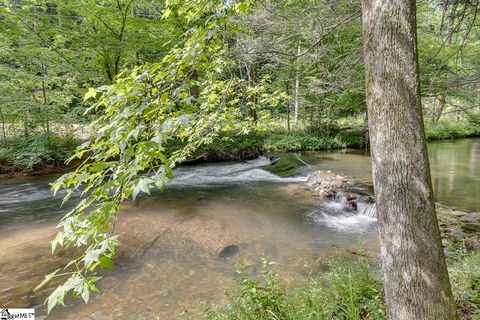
left=218, top=245, right=240, bottom=258
left=268, top=155, right=281, bottom=165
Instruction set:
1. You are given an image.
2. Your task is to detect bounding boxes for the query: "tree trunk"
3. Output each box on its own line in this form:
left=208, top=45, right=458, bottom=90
left=435, top=95, right=446, bottom=122
left=435, top=5, right=455, bottom=122
left=189, top=69, right=200, bottom=99
left=286, top=82, right=291, bottom=132
left=246, top=63, right=259, bottom=123
left=41, top=61, right=50, bottom=134
left=0, top=106, right=8, bottom=145
left=294, top=44, right=300, bottom=126
left=361, top=1, right=457, bottom=319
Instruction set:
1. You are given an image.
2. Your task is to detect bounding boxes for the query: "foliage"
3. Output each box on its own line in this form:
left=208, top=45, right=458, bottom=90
left=203, top=256, right=386, bottom=320
left=0, top=0, right=176, bottom=140
left=424, top=120, right=480, bottom=140
left=447, top=244, right=480, bottom=319
left=3, top=0, right=474, bottom=313
left=0, top=133, right=80, bottom=173
left=202, top=251, right=480, bottom=320
left=262, top=130, right=365, bottom=152
left=33, top=0, right=287, bottom=312
left=187, top=129, right=365, bottom=161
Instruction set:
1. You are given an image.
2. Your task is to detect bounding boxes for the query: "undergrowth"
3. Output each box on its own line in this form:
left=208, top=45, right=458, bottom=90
left=202, top=257, right=385, bottom=320
left=0, top=133, right=80, bottom=173
left=201, top=248, right=480, bottom=320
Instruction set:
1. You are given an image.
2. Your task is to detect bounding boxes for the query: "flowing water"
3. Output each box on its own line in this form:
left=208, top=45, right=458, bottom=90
left=0, top=138, right=478, bottom=319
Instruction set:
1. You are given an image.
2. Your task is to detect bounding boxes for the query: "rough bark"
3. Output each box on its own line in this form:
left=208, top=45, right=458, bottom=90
left=361, top=1, right=458, bottom=319
left=294, top=44, right=300, bottom=126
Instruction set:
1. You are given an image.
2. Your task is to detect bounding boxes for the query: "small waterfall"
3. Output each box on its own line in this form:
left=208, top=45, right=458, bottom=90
left=307, top=191, right=377, bottom=232
left=357, top=203, right=377, bottom=218
left=334, top=191, right=348, bottom=205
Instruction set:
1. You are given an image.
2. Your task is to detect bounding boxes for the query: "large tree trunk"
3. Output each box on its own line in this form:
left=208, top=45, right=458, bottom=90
left=361, top=1, right=457, bottom=319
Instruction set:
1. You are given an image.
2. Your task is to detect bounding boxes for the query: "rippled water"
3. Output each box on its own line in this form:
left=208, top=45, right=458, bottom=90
left=0, top=138, right=478, bottom=319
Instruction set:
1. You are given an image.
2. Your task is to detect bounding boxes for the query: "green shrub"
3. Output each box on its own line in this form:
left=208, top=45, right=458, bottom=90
left=449, top=250, right=480, bottom=318
left=203, top=257, right=385, bottom=320
left=0, top=133, right=80, bottom=173
left=425, top=120, right=480, bottom=140
left=192, top=129, right=367, bottom=160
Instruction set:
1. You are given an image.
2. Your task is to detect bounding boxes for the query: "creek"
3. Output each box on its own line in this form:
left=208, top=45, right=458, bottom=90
left=0, top=138, right=478, bottom=319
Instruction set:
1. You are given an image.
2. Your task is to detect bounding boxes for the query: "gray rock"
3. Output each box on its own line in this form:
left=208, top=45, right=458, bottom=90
left=451, top=230, right=467, bottom=240
left=461, top=223, right=479, bottom=233
left=461, top=214, right=479, bottom=224
left=451, top=211, right=468, bottom=217
left=460, top=214, right=480, bottom=233
left=443, top=247, right=454, bottom=258
left=218, top=244, right=240, bottom=258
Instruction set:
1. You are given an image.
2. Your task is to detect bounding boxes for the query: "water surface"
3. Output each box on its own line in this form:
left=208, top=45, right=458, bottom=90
left=0, top=138, right=478, bottom=319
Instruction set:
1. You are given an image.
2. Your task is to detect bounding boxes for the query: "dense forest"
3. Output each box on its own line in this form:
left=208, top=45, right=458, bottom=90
left=1, top=0, right=479, bottom=173
left=0, top=0, right=479, bottom=319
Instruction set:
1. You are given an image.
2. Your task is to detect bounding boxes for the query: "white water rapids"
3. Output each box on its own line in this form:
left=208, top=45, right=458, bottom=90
left=306, top=191, right=377, bottom=233
left=171, top=157, right=377, bottom=233
left=169, top=156, right=307, bottom=187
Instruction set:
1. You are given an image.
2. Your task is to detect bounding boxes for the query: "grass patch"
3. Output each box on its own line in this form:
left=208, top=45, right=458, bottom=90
left=201, top=248, right=480, bottom=320
left=448, top=245, right=480, bottom=319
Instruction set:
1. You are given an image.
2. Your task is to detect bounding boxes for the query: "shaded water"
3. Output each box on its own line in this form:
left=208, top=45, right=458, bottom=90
left=0, top=138, right=478, bottom=319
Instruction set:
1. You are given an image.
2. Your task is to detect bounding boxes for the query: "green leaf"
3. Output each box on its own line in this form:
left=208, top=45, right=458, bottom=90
left=84, top=248, right=102, bottom=269
left=99, top=255, right=113, bottom=270
left=84, top=88, right=98, bottom=101
left=132, top=178, right=151, bottom=200
left=34, top=269, right=60, bottom=292
left=47, top=284, right=67, bottom=313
